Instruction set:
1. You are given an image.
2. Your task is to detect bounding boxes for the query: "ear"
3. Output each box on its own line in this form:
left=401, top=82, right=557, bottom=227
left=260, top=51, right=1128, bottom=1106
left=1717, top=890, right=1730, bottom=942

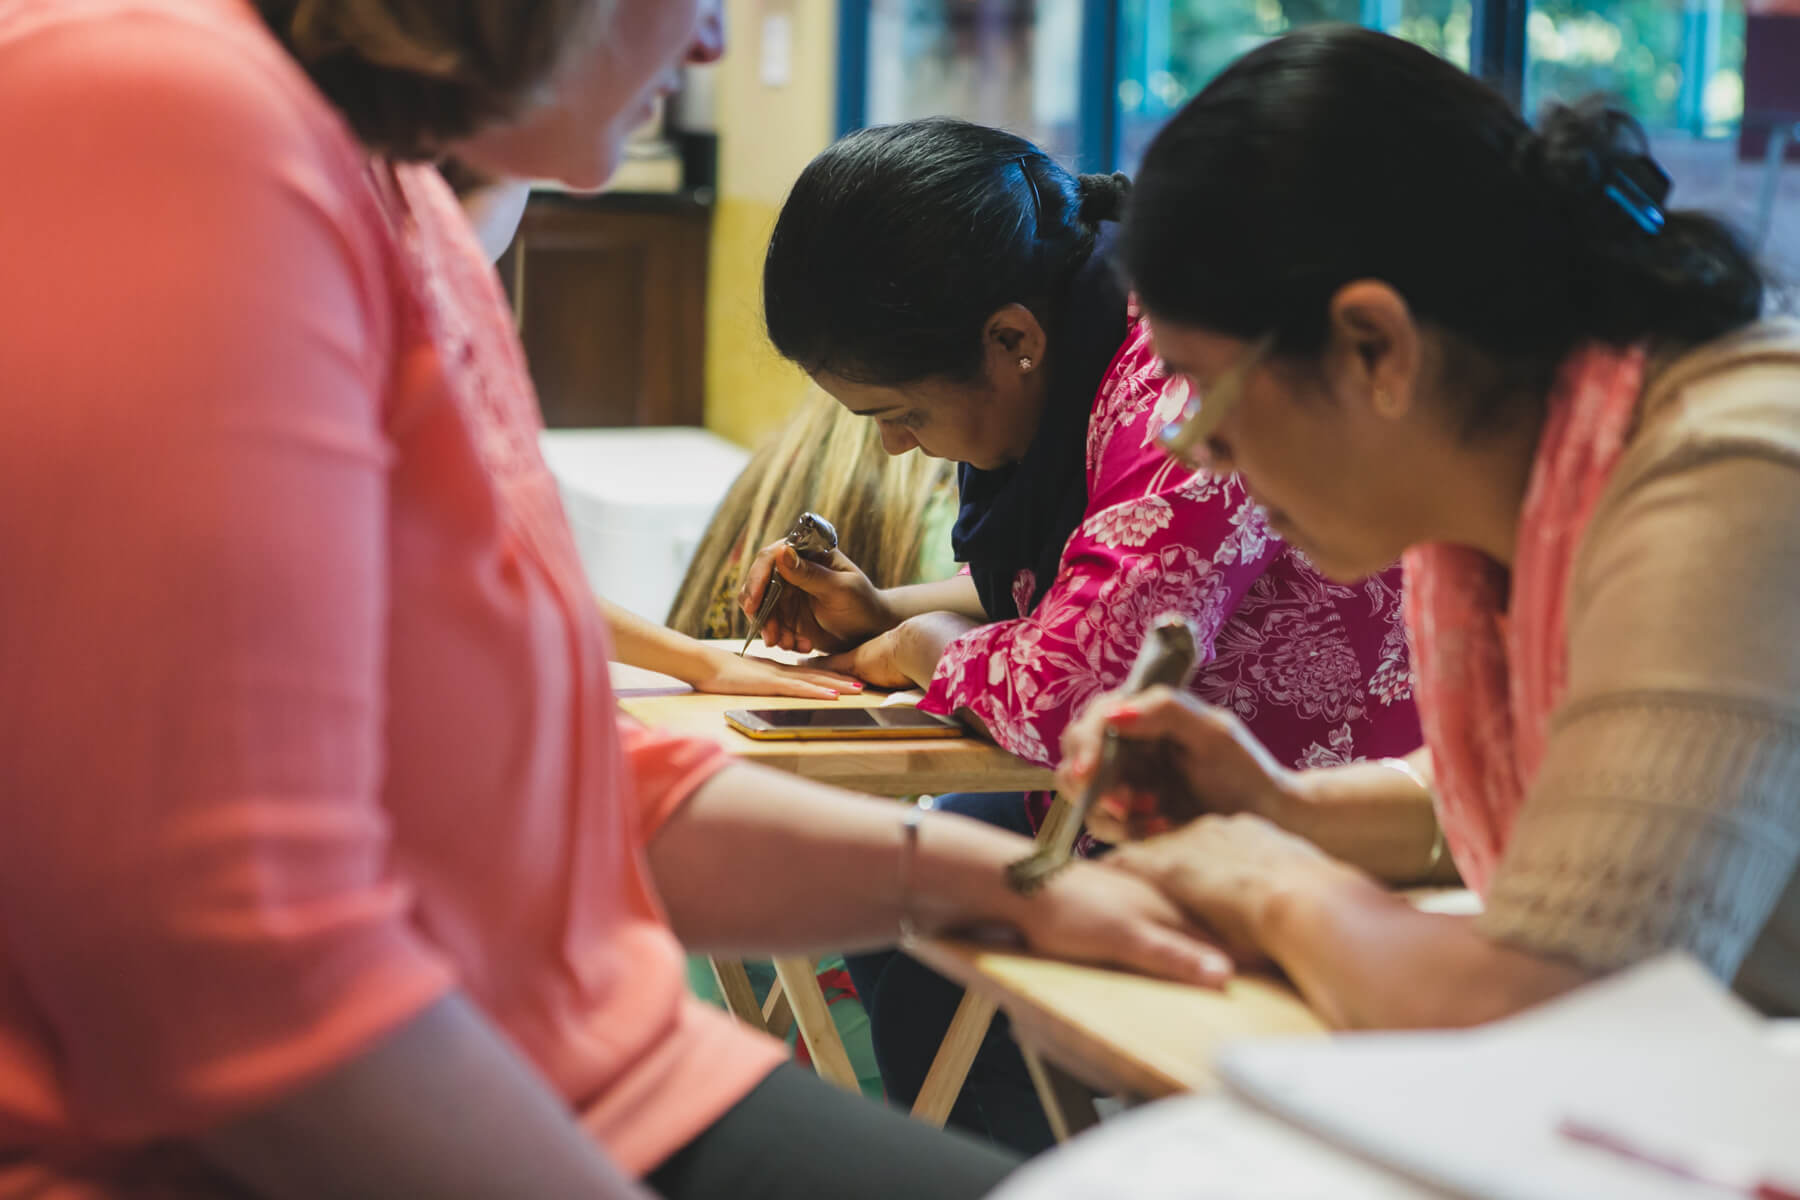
left=984, top=304, right=1049, bottom=373
left=1323, top=281, right=1422, bottom=422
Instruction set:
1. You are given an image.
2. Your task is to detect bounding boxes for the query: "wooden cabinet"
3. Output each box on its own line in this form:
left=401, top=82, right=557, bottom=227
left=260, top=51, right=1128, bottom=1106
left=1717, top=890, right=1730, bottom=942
left=497, top=192, right=712, bottom=428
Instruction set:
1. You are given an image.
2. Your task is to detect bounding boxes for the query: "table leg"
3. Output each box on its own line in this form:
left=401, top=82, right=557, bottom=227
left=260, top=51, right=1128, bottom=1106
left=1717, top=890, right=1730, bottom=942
left=772, top=956, right=861, bottom=1092
left=1021, top=1044, right=1101, bottom=1142
left=709, top=958, right=769, bottom=1034
left=909, top=791, right=1076, bottom=1125
left=762, top=974, right=795, bottom=1039
left=912, top=991, right=1000, bottom=1126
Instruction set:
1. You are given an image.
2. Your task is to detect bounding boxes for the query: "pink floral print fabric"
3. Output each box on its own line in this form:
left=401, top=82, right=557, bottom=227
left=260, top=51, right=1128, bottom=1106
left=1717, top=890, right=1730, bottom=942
left=920, top=316, right=1422, bottom=774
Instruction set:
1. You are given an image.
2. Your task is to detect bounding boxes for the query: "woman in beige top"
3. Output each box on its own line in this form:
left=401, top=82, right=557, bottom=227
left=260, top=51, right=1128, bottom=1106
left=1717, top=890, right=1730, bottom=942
left=1061, top=26, right=1799, bottom=1024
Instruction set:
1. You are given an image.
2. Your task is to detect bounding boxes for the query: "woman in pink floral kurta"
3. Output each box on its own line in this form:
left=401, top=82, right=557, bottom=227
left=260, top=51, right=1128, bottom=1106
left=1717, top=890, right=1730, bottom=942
left=925, top=313, right=1417, bottom=776
left=754, top=118, right=1420, bottom=1155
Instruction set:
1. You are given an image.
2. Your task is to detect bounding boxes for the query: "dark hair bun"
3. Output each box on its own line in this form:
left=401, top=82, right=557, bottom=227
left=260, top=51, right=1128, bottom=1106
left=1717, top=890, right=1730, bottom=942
left=1523, top=97, right=1762, bottom=345
left=1523, top=98, right=1669, bottom=241
left=1077, top=172, right=1132, bottom=224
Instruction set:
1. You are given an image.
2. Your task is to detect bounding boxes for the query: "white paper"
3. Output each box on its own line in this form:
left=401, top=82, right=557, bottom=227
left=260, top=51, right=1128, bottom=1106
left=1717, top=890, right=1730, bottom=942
left=993, top=957, right=1796, bottom=1200
left=1217, top=956, right=1799, bottom=1200
left=989, top=1093, right=1442, bottom=1200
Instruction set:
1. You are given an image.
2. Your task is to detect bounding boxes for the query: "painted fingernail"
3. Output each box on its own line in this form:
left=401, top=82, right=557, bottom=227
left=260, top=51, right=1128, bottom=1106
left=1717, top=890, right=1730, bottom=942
left=1111, top=705, right=1141, bottom=724
left=849, top=681, right=864, bottom=690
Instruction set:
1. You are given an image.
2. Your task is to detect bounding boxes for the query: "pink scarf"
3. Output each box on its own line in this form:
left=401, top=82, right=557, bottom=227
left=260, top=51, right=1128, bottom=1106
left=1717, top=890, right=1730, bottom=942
left=1402, top=344, right=1648, bottom=895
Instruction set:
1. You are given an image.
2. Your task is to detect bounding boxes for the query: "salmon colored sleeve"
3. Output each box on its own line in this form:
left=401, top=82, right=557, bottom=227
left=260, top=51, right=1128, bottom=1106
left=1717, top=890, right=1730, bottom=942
left=0, top=15, right=453, bottom=1139
left=617, top=717, right=735, bottom=839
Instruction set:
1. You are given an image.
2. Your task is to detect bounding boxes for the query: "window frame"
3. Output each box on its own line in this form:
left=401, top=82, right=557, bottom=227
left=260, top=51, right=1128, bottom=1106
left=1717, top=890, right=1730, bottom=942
left=836, top=0, right=1531, bottom=168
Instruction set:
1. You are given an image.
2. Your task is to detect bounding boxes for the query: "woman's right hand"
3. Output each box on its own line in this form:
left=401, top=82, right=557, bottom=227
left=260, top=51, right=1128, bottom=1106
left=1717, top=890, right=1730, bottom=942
left=1058, top=685, right=1300, bottom=844
left=738, top=542, right=898, bottom=654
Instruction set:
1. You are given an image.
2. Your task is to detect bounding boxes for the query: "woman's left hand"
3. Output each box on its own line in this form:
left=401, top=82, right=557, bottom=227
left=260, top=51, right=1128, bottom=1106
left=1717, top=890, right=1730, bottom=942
left=815, top=626, right=918, bottom=690
left=1106, top=814, right=1365, bottom=963
left=816, top=612, right=976, bottom=692
left=1009, top=858, right=1237, bottom=987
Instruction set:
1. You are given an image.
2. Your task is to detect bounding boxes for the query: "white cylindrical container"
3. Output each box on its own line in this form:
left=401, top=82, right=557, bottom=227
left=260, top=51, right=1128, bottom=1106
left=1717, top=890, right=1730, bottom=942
left=538, top=427, right=750, bottom=624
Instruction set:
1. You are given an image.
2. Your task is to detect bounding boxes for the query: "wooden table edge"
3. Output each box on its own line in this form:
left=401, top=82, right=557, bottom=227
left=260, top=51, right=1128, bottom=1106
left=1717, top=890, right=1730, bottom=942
left=615, top=693, right=1056, bottom=795
left=911, top=898, right=1472, bottom=1102
left=907, top=939, right=1234, bottom=1099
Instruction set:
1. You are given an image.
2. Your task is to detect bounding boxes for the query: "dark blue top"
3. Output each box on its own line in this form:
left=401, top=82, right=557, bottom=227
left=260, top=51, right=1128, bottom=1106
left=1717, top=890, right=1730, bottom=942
left=950, top=223, right=1131, bottom=621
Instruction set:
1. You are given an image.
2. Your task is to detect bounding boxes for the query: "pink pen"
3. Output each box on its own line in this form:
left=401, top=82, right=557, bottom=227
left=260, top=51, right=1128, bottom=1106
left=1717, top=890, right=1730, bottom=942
left=1558, top=1116, right=1800, bottom=1200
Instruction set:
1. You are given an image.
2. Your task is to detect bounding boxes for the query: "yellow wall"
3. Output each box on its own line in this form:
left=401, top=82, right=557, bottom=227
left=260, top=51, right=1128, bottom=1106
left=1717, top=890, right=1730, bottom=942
left=704, top=0, right=839, bottom=448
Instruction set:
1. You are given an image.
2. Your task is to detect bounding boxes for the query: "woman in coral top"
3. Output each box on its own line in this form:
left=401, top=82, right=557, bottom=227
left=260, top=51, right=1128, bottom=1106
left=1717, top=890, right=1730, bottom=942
left=0, top=2, right=1232, bottom=1197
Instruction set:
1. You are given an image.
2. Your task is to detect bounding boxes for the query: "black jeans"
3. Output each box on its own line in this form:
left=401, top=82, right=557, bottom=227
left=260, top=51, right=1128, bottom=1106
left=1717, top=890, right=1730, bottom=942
left=844, top=792, right=1057, bottom=1157
left=647, top=1063, right=1020, bottom=1200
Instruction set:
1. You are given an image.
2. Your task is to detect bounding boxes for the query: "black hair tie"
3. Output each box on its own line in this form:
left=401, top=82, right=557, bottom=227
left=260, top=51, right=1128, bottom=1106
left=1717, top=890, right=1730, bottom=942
left=1076, top=171, right=1132, bottom=225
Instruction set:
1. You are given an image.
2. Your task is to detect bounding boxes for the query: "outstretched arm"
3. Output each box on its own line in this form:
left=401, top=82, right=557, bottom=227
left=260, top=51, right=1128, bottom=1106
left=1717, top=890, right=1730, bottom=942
left=600, top=597, right=862, bottom=699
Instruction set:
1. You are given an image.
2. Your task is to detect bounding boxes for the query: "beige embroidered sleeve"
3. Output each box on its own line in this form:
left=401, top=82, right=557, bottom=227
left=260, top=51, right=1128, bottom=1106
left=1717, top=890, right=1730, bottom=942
left=1477, top=367, right=1800, bottom=1013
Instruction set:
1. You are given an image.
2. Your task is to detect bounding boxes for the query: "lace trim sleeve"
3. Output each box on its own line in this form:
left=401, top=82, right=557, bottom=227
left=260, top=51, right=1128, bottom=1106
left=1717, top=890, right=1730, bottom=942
left=1478, top=692, right=1800, bottom=980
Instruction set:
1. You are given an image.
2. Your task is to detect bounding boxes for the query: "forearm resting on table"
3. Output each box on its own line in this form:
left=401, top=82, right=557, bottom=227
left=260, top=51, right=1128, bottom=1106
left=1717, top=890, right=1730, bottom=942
left=199, top=994, right=648, bottom=1200
left=890, top=610, right=981, bottom=691
left=882, top=575, right=984, bottom=623
left=646, top=762, right=1029, bottom=955
left=1276, top=750, right=1458, bottom=885
left=600, top=596, right=716, bottom=681
left=889, top=610, right=993, bottom=738
left=1260, top=874, right=1593, bottom=1031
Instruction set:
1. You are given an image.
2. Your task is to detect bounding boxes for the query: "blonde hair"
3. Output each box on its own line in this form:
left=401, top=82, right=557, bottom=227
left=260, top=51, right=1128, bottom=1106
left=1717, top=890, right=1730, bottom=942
left=254, top=0, right=614, bottom=158
left=669, top=393, right=956, bottom=638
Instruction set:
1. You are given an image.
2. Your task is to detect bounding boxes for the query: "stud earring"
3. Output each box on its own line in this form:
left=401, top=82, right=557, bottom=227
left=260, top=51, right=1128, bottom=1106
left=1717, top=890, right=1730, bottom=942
left=1374, top=386, right=1401, bottom=416
left=1019, top=356, right=1035, bottom=371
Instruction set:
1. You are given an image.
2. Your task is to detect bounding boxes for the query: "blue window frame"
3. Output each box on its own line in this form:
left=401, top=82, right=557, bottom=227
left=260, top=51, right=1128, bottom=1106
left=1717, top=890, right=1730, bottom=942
left=837, top=0, right=1744, bottom=171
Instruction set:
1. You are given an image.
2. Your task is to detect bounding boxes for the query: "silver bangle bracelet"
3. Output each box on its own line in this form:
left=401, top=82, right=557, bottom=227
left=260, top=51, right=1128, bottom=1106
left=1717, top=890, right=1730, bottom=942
left=1377, top=756, right=1428, bottom=792
left=1378, top=757, right=1446, bottom=874
left=897, top=797, right=935, bottom=943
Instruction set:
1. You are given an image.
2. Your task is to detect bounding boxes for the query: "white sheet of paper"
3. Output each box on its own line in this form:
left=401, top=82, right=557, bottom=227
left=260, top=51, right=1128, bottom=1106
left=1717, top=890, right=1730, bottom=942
left=1218, top=955, right=1800, bottom=1200
left=992, top=957, right=1796, bottom=1200
left=988, top=1092, right=1441, bottom=1199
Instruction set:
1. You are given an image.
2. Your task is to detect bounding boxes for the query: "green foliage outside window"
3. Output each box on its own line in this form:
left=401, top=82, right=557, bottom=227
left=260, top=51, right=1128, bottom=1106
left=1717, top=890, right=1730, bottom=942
left=1117, top=0, right=1745, bottom=162
left=1528, top=0, right=1744, bottom=133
